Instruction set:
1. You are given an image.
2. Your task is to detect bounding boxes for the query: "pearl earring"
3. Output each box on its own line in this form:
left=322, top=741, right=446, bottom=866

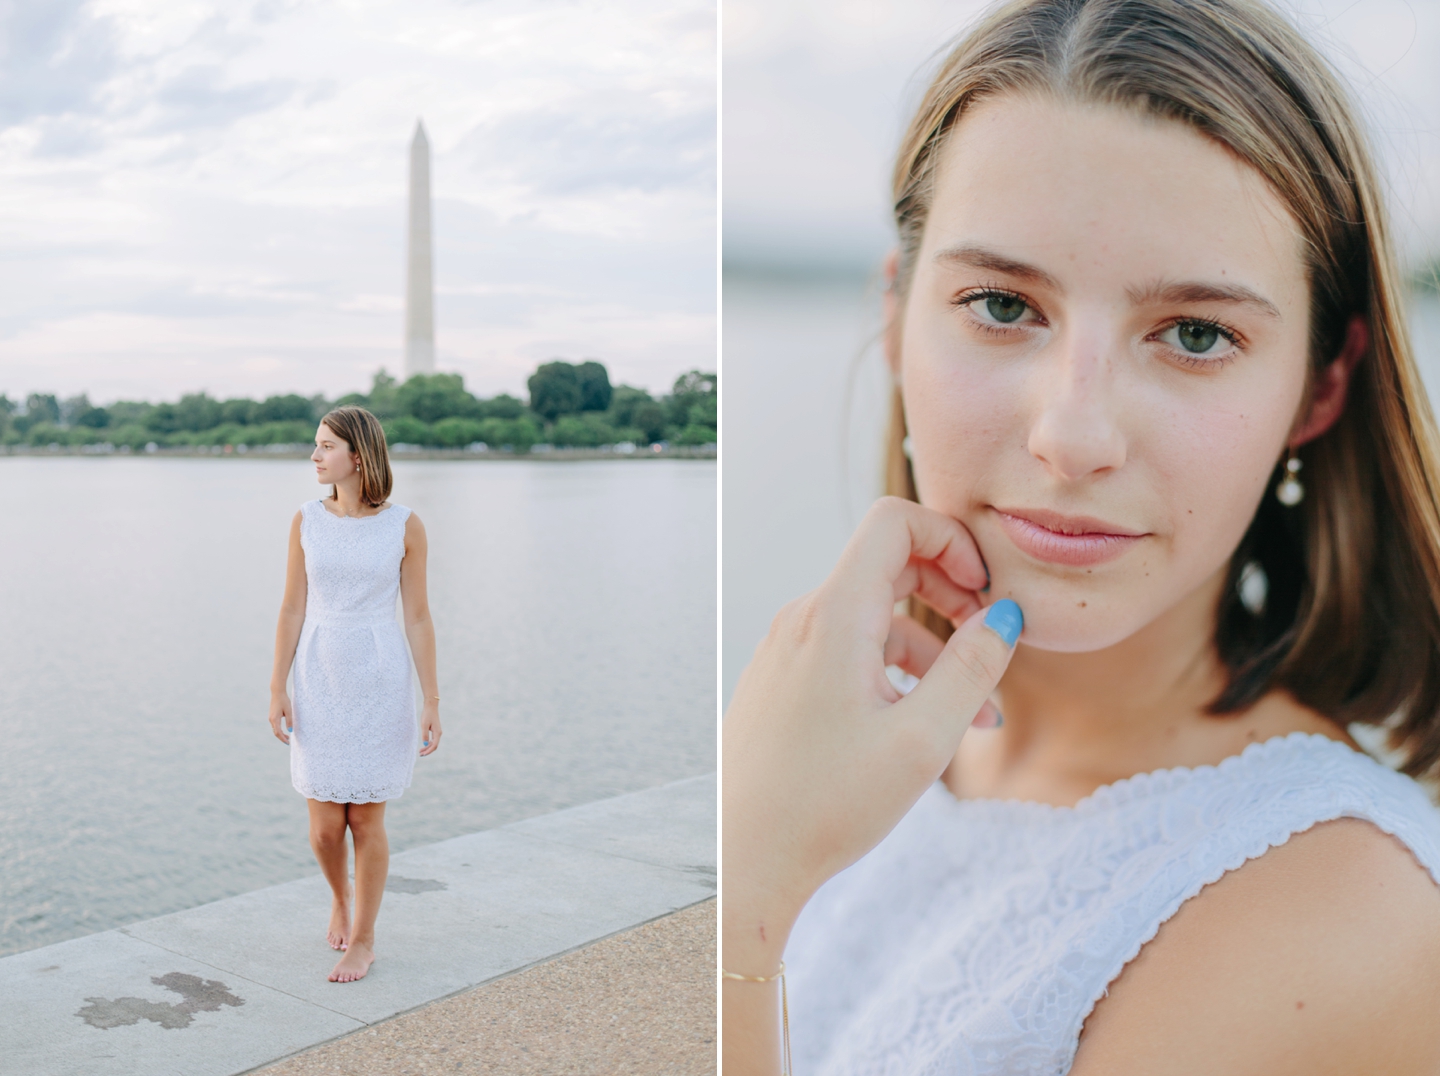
left=1276, top=455, right=1304, bottom=506
left=902, top=436, right=914, bottom=460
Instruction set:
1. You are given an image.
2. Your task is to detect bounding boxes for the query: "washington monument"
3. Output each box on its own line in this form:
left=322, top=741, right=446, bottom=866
left=406, top=120, right=435, bottom=377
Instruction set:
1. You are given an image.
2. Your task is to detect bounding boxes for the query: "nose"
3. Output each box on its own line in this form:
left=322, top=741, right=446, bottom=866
left=1026, top=330, right=1127, bottom=481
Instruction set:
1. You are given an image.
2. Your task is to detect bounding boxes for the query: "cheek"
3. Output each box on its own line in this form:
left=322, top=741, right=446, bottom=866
left=901, top=351, right=1019, bottom=514
left=899, top=336, right=1300, bottom=652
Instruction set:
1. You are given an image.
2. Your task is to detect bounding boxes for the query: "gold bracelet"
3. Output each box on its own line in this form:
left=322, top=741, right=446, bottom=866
left=721, top=960, right=784, bottom=981
left=721, top=962, right=790, bottom=1075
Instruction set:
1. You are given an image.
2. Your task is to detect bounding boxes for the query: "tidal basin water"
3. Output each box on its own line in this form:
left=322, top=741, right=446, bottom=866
left=0, top=458, right=716, bottom=957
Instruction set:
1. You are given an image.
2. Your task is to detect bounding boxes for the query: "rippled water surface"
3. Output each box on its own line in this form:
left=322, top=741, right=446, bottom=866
left=0, top=458, right=716, bottom=957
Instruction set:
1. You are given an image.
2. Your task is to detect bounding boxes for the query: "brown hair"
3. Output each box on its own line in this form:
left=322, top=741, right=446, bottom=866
left=885, top=0, right=1440, bottom=782
left=319, top=406, right=393, bottom=508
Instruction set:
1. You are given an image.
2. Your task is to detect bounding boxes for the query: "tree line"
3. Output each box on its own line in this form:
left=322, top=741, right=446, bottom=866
left=0, top=361, right=717, bottom=453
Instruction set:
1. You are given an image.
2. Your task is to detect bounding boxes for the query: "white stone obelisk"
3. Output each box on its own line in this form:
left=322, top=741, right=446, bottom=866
left=405, top=120, right=435, bottom=377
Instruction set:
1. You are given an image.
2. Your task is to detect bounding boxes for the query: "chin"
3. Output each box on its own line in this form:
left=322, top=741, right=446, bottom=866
left=988, top=574, right=1158, bottom=653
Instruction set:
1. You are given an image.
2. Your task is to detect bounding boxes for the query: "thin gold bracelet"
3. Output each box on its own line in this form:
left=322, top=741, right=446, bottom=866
left=721, top=962, right=791, bottom=1075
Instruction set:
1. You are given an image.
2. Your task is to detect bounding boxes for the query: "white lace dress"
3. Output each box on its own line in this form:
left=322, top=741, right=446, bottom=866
left=785, top=732, right=1440, bottom=1076
left=289, top=499, right=418, bottom=803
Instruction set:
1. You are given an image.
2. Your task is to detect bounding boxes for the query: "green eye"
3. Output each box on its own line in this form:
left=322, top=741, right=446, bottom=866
left=1176, top=322, right=1220, bottom=353
left=984, top=294, right=1027, bottom=323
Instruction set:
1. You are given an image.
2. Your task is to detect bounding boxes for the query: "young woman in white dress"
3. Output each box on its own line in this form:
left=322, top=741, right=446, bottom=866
left=725, top=1, right=1440, bottom=1072
left=267, top=406, right=442, bottom=984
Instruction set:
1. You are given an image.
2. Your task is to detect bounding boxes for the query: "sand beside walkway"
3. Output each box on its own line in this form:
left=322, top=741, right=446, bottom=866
left=255, top=898, right=716, bottom=1076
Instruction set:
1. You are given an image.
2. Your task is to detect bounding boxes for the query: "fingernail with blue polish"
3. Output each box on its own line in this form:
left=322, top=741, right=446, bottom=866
left=993, top=710, right=1004, bottom=727
left=984, top=599, right=1023, bottom=647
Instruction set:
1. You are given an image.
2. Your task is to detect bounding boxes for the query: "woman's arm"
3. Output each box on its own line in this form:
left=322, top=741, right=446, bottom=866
left=1070, top=817, right=1440, bottom=1076
left=268, top=511, right=307, bottom=743
left=723, top=497, right=1020, bottom=1074
left=400, top=512, right=441, bottom=756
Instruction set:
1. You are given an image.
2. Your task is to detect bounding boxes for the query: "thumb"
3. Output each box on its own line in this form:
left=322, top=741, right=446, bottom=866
left=897, top=599, right=1022, bottom=738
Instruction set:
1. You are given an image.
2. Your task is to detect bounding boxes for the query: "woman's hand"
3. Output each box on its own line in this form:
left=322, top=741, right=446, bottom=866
left=419, top=701, right=442, bottom=756
left=723, top=496, right=1022, bottom=986
left=269, top=691, right=294, bottom=745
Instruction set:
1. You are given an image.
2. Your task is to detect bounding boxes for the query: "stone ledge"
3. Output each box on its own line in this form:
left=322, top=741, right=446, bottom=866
left=0, top=774, right=715, bottom=1076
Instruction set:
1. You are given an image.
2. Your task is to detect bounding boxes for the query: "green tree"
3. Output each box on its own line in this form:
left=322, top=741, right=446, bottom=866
left=552, top=413, right=626, bottom=447
left=631, top=401, right=667, bottom=444
left=220, top=398, right=257, bottom=425
left=576, top=360, right=612, bottom=411
left=608, top=385, right=652, bottom=426
left=477, top=415, right=541, bottom=452
left=175, top=393, right=223, bottom=431
left=527, top=362, right=583, bottom=421
left=367, top=369, right=399, bottom=417
left=26, top=394, right=60, bottom=425
left=478, top=393, right=525, bottom=420
left=256, top=394, right=314, bottom=423
left=384, top=415, right=432, bottom=445
left=108, top=401, right=153, bottom=427
left=430, top=416, right=486, bottom=447
left=396, top=373, right=480, bottom=423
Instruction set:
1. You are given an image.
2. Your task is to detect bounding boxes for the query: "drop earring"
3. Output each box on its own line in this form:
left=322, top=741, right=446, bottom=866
left=1276, top=455, right=1304, bottom=506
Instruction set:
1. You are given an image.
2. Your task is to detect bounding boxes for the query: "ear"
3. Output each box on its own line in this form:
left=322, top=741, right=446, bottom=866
left=882, top=248, right=902, bottom=379
left=1290, top=315, right=1367, bottom=448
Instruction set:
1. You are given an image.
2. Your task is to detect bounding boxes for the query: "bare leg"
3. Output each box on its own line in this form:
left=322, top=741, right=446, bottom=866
left=307, top=799, right=352, bottom=951
left=330, top=801, right=387, bottom=982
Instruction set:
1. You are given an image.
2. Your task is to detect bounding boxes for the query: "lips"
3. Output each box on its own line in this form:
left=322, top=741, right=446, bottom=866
left=993, top=507, right=1147, bottom=567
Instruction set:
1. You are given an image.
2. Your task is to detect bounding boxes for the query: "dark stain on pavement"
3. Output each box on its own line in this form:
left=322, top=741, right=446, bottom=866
left=386, top=875, right=448, bottom=894
left=76, top=972, right=244, bottom=1030
left=683, top=864, right=717, bottom=888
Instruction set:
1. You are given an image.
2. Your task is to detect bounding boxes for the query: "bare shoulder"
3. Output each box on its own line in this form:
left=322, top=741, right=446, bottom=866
left=1071, top=817, right=1440, bottom=1076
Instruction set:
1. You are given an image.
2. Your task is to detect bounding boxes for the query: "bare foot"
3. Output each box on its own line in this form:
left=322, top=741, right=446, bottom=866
left=329, top=942, right=374, bottom=983
left=326, top=892, right=352, bottom=951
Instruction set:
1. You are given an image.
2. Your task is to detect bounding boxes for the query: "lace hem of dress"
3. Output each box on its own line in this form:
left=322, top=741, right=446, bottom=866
left=294, top=781, right=410, bottom=804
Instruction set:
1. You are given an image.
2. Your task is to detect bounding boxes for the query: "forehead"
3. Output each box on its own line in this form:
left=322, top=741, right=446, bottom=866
left=921, top=93, right=1307, bottom=307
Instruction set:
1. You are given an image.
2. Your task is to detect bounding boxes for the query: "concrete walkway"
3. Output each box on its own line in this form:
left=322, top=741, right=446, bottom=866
left=0, top=774, right=715, bottom=1076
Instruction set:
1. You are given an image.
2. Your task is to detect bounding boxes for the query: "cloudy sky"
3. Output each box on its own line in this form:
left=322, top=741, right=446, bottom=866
left=0, top=0, right=716, bottom=405
left=725, top=0, right=1440, bottom=274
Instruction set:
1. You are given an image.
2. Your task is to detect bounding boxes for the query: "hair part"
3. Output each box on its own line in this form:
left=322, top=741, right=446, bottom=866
left=319, top=406, right=393, bottom=508
left=884, top=0, right=1440, bottom=784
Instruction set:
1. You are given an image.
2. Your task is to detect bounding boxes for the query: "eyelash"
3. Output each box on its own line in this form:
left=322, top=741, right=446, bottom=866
left=951, top=287, right=1245, bottom=366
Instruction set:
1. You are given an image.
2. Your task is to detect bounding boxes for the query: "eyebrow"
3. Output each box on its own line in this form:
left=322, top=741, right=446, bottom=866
left=1126, top=280, right=1281, bottom=319
left=934, top=244, right=1060, bottom=289
left=933, top=243, right=1282, bottom=319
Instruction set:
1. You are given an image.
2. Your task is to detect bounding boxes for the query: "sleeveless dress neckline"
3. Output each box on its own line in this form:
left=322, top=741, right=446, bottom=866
left=785, top=729, right=1440, bottom=1076
left=315, top=500, right=398, bottom=520
left=938, top=730, right=1361, bottom=817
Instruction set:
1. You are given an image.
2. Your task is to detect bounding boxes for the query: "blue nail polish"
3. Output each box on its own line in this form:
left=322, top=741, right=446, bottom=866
left=981, top=565, right=991, bottom=593
left=993, top=710, right=1004, bottom=727
left=984, top=599, right=1023, bottom=647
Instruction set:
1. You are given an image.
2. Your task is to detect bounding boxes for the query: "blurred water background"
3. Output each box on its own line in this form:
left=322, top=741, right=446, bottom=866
left=0, top=458, right=715, bottom=957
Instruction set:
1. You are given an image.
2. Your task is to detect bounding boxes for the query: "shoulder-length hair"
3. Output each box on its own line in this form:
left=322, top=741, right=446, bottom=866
left=320, top=406, right=393, bottom=508
left=885, top=0, right=1440, bottom=783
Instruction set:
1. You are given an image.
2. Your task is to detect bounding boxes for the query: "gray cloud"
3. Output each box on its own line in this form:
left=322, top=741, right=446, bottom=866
left=471, top=88, right=715, bottom=196
left=152, top=65, right=297, bottom=131
left=0, top=0, right=119, bottom=126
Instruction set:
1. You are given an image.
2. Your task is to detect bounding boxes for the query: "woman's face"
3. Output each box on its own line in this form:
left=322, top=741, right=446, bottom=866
left=312, top=423, right=358, bottom=485
left=898, top=94, right=1314, bottom=652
